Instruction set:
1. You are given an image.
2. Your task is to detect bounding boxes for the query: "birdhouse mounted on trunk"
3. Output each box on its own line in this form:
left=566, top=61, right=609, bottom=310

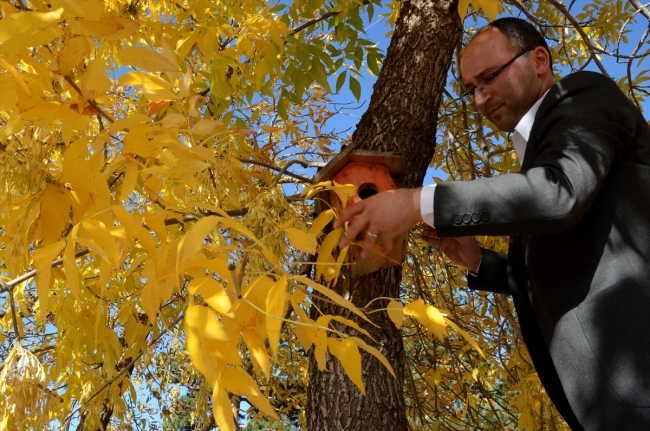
left=314, top=148, right=407, bottom=278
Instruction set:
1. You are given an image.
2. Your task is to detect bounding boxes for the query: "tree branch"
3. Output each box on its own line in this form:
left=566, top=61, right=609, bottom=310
left=237, top=158, right=314, bottom=184
left=630, top=0, right=650, bottom=21
left=546, top=0, right=611, bottom=78
left=0, top=249, right=91, bottom=294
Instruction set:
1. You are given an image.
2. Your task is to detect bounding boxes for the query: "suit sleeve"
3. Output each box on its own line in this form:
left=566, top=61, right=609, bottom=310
left=467, top=248, right=511, bottom=294
left=433, top=73, right=631, bottom=238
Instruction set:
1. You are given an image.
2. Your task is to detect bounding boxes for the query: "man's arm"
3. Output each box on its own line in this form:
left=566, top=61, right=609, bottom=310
left=466, top=248, right=510, bottom=295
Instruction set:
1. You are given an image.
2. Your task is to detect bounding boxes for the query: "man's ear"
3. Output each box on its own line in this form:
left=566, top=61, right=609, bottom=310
left=532, top=46, right=551, bottom=76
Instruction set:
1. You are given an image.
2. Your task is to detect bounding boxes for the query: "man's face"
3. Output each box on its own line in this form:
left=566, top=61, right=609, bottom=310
left=460, top=28, right=542, bottom=132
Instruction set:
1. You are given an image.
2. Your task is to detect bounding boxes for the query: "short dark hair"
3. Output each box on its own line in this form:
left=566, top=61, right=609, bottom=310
left=479, top=17, right=553, bottom=65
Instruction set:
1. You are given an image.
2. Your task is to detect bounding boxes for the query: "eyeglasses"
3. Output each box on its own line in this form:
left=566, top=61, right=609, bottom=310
left=460, top=47, right=534, bottom=104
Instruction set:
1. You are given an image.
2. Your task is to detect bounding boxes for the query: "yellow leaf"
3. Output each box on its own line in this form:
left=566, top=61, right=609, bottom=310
left=120, top=156, right=139, bottom=202
left=188, top=276, right=232, bottom=314
left=39, top=184, right=70, bottom=245
left=328, top=338, right=365, bottom=395
left=295, top=275, right=373, bottom=324
left=243, top=328, right=270, bottom=377
left=79, top=219, right=120, bottom=267
left=116, top=46, right=180, bottom=73
left=477, top=0, right=502, bottom=21
left=185, top=305, right=230, bottom=341
left=203, top=339, right=242, bottom=366
left=77, top=15, right=139, bottom=40
left=290, top=294, right=316, bottom=351
left=80, top=58, right=111, bottom=100
left=212, top=382, right=235, bottom=431
left=404, top=299, right=447, bottom=342
left=118, top=71, right=172, bottom=90
left=220, top=367, right=279, bottom=419
left=316, top=228, right=342, bottom=282
left=285, top=227, right=317, bottom=254
left=330, top=315, right=372, bottom=339
left=177, top=216, right=221, bottom=267
left=63, top=225, right=81, bottom=301
left=350, top=336, right=396, bottom=378
left=193, top=119, right=224, bottom=135
left=332, top=242, right=349, bottom=285
left=0, top=58, right=30, bottom=96
left=331, top=181, right=357, bottom=207
left=309, top=209, right=335, bottom=236
left=0, top=76, right=17, bottom=112
left=186, top=326, right=218, bottom=385
left=32, top=240, right=66, bottom=324
left=109, top=113, right=152, bottom=135
left=386, top=300, right=404, bottom=330
left=141, top=278, right=161, bottom=324
left=159, top=33, right=181, bottom=70
left=313, top=316, right=330, bottom=371
left=0, top=8, right=63, bottom=43
left=458, top=0, right=471, bottom=19
left=57, top=36, right=88, bottom=76
left=266, top=275, right=287, bottom=358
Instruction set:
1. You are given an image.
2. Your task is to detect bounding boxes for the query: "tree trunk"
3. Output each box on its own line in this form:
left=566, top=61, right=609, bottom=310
left=307, top=0, right=462, bottom=429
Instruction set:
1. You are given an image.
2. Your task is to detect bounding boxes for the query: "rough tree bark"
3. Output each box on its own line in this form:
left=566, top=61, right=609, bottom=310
left=307, top=0, right=462, bottom=429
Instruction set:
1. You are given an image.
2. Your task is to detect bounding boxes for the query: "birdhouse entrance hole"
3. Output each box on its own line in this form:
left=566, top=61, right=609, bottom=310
left=357, top=183, right=379, bottom=200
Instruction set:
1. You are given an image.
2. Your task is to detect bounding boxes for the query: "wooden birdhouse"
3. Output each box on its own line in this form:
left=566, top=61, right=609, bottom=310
left=314, top=148, right=407, bottom=278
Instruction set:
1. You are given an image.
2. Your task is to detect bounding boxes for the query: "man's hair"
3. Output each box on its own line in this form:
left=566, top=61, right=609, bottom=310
left=479, top=17, right=553, bottom=65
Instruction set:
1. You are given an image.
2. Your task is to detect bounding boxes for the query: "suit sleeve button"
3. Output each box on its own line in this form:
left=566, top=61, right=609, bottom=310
left=481, top=211, right=491, bottom=222
left=453, top=214, right=462, bottom=225
left=462, top=213, right=472, bottom=224
left=472, top=212, right=481, bottom=223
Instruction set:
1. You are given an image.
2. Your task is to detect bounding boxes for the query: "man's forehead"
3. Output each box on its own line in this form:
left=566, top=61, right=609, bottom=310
left=460, top=28, right=516, bottom=83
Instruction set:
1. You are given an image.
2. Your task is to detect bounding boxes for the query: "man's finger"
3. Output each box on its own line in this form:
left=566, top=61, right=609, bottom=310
left=361, top=224, right=380, bottom=258
left=338, top=215, right=369, bottom=249
left=333, top=200, right=365, bottom=229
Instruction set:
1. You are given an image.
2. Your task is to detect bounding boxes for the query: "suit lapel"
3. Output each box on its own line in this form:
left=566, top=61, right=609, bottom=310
left=521, top=79, right=568, bottom=170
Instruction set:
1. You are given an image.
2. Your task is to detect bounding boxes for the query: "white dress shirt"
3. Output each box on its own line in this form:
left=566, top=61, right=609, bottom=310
left=419, top=89, right=551, bottom=227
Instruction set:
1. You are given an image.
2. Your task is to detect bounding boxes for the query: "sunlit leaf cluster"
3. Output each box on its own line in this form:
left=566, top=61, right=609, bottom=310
left=1, top=0, right=648, bottom=429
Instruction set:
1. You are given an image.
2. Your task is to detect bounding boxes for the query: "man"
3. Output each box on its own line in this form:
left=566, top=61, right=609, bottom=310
left=334, top=18, right=650, bottom=430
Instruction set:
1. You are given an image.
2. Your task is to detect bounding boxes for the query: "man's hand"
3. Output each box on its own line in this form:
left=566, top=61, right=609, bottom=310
left=333, top=188, right=423, bottom=258
left=422, top=226, right=482, bottom=273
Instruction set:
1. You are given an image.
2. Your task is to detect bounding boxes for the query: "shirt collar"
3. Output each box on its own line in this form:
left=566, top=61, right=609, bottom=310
left=512, top=88, right=551, bottom=162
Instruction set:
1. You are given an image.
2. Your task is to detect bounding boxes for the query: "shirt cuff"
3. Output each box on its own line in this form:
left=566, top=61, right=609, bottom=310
left=420, top=184, right=436, bottom=227
left=468, top=259, right=482, bottom=277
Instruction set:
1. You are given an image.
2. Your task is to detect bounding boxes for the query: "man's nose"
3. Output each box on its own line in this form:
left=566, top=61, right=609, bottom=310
left=474, top=89, right=490, bottom=110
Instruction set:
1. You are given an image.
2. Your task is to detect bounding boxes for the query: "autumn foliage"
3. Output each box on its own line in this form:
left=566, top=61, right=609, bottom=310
left=1, top=0, right=648, bottom=430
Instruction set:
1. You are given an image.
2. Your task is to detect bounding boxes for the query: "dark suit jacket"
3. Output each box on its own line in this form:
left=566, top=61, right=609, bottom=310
left=434, top=71, right=650, bottom=430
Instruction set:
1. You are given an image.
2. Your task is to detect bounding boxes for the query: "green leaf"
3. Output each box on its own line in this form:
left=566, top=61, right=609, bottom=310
left=277, top=96, right=287, bottom=120
left=336, top=71, right=347, bottom=93
left=349, top=76, right=361, bottom=101
left=367, top=51, right=380, bottom=76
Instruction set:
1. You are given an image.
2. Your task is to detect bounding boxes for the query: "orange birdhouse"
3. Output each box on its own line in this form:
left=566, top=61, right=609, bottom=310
left=314, top=149, right=407, bottom=278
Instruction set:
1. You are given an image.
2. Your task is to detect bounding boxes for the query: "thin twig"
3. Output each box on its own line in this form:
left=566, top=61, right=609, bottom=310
left=8, top=291, right=21, bottom=342
left=627, top=23, right=650, bottom=110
